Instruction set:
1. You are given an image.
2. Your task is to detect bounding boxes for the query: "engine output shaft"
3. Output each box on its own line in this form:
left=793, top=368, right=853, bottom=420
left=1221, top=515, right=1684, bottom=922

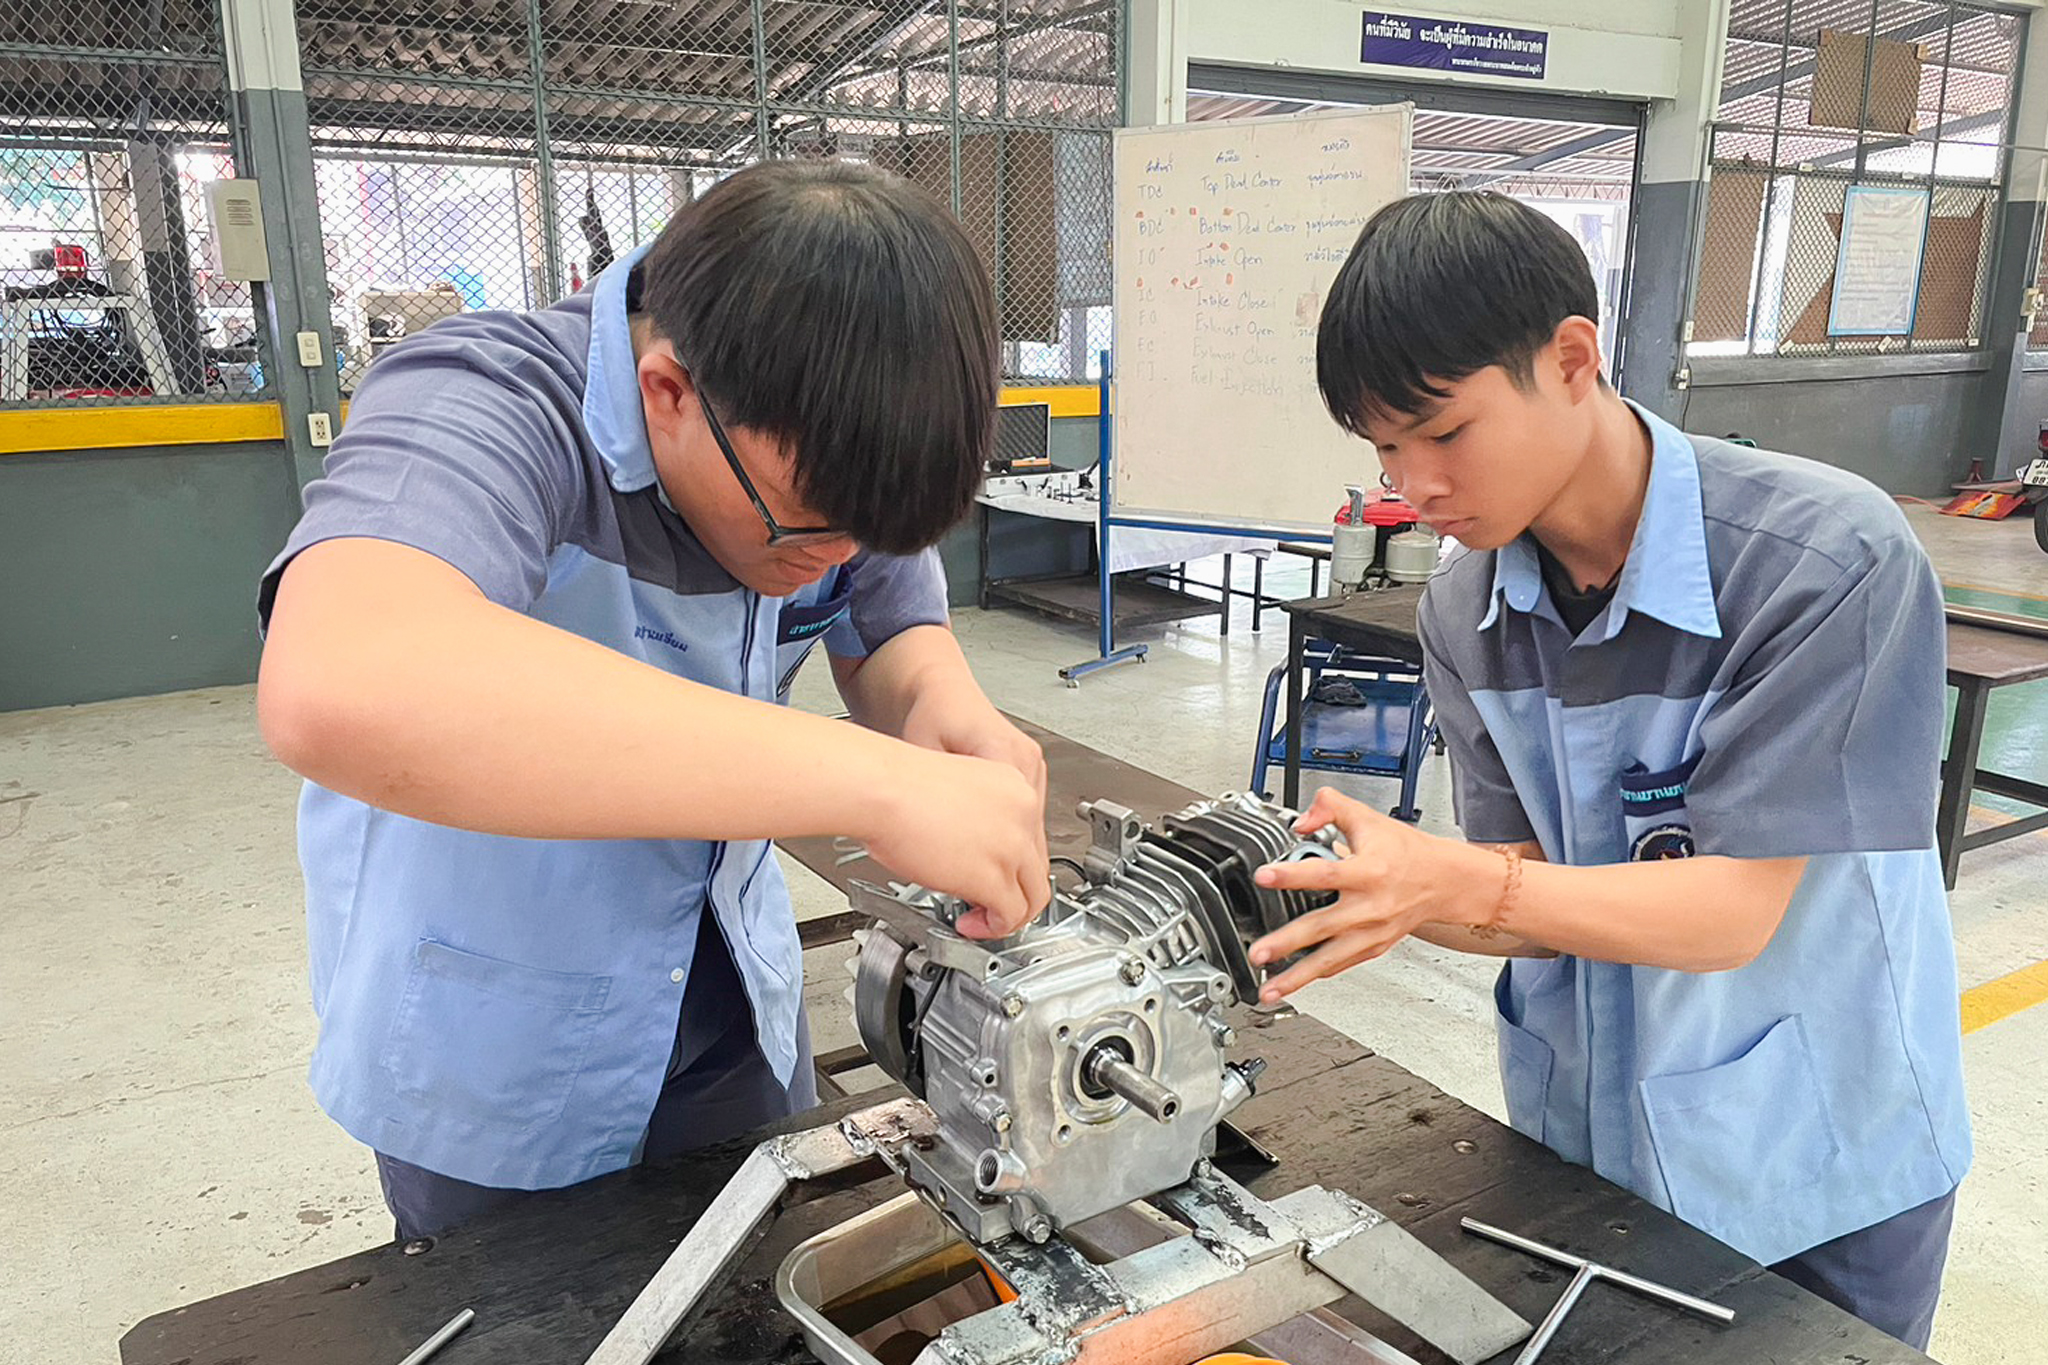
left=1083, top=1046, right=1183, bottom=1123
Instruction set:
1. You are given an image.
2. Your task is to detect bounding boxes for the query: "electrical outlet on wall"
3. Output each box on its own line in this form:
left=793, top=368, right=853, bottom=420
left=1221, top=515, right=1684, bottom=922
left=308, top=412, right=334, bottom=446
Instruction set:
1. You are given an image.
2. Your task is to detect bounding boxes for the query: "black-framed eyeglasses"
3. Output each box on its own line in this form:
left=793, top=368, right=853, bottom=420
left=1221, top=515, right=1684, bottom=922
left=696, top=387, right=847, bottom=547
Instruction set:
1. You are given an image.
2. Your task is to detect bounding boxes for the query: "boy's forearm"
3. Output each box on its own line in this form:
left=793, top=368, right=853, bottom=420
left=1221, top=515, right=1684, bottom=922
left=831, top=624, right=971, bottom=735
left=1461, top=844, right=1806, bottom=971
left=1412, top=842, right=1554, bottom=958
left=260, top=538, right=909, bottom=843
left=1253, top=804, right=1805, bottom=1002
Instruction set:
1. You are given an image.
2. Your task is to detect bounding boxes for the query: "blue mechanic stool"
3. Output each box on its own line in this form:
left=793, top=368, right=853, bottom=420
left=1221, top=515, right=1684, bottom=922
left=1249, top=642, right=1438, bottom=821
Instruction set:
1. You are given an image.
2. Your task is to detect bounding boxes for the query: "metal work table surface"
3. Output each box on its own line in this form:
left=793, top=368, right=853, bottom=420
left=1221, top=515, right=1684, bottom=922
left=1279, top=585, right=1429, bottom=667
left=1939, top=617, right=2048, bottom=886
left=117, top=1020, right=1930, bottom=1365
left=121, top=719, right=1931, bottom=1365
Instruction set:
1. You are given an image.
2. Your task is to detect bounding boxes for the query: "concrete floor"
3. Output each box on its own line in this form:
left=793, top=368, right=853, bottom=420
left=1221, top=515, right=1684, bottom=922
left=6, top=504, right=2048, bottom=1364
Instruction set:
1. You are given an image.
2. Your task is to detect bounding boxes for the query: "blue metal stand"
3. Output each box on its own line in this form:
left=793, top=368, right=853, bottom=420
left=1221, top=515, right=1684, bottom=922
left=1060, top=352, right=1147, bottom=686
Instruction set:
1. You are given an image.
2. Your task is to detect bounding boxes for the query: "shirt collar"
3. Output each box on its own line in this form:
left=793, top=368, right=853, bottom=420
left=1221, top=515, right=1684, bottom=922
left=1478, top=399, right=1722, bottom=642
left=582, top=241, right=661, bottom=494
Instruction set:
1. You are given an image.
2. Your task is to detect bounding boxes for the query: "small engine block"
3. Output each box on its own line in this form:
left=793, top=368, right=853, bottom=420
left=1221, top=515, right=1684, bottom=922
left=850, top=792, right=1337, bottom=1245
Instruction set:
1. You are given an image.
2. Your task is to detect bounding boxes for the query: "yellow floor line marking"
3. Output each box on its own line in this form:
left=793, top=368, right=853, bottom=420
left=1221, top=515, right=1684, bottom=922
left=1961, top=959, right=2048, bottom=1035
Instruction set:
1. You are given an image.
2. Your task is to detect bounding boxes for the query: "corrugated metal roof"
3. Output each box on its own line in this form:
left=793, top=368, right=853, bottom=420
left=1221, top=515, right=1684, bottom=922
left=1716, top=2, right=2018, bottom=150
left=1186, top=90, right=1638, bottom=189
left=1729, top=0, right=1947, bottom=45
left=4, top=0, right=1119, bottom=142
left=0, top=0, right=220, bottom=53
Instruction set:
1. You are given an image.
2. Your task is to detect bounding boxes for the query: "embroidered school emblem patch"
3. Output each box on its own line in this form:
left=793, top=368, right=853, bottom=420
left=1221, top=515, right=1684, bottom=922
left=1631, top=825, right=1697, bottom=861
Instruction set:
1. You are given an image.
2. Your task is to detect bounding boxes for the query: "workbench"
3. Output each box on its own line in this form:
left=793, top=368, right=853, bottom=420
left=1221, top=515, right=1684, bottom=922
left=120, top=717, right=1934, bottom=1365
left=974, top=472, right=1257, bottom=637
left=1938, top=618, right=2048, bottom=888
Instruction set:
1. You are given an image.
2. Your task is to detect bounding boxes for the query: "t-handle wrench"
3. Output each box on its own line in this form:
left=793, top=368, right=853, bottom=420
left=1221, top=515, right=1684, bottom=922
left=1461, top=1217, right=1735, bottom=1364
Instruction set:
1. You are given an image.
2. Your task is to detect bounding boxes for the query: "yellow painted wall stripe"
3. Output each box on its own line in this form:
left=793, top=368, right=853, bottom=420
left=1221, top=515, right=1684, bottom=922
left=0, top=402, right=284, bottom=455
left=1, top=385, right=1096, bottom=454
left=1002, top=385, right=1100, bottom=418
left=1961, top=959, right=2048, bottom=1034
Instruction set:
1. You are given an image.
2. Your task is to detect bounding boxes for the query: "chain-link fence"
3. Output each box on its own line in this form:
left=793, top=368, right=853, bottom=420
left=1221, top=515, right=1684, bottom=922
left=299, top=0, right=1121, bottom=391
left=0, top=2, right=260, bottom=407
left=2029, top=224, right=2048, bottom=354
left=1696, top=0, right=2022, bottom=358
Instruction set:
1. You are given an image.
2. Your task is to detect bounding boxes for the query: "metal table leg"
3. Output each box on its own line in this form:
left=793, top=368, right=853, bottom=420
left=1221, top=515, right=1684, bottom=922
left=976, top=500, right=991, bottom=612
left=1221, top=552, right=1232, bottom=637
left=1938, top=679, right=1991, bottom=890
left=1284, top=614, right=1306, bottom=808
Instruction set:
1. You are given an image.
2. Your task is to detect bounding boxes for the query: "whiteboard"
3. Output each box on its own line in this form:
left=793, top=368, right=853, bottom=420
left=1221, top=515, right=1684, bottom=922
left=1111, top=105, right=1412, bottom=534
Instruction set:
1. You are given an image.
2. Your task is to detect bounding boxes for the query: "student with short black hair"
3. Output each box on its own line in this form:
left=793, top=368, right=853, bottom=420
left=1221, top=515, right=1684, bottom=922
left=257, top=160, right=1050, bottom=1238
left=1253, top=190, right=1970, bottom=1350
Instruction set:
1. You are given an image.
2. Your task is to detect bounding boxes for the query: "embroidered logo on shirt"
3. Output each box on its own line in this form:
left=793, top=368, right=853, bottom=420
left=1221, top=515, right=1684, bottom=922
left=633, top=624, right=690, bottom=653
left=778, top=608, right=847, bottom=644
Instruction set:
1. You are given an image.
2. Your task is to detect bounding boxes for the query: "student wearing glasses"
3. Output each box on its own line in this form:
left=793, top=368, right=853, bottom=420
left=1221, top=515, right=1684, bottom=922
left=256, top=162, right=1050, bottom=1237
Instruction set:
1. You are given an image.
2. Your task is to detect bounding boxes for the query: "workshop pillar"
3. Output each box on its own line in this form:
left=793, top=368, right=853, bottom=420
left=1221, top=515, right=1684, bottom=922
left=127, top=139, right=208, bottom=395
left=1620, top=0, right=1728, bottom=421
left=1978, top=12, right=2048, bottom=478
left=1126, top=0, right=1189, bottom=127
left=221, top=0, right=342, bottom=493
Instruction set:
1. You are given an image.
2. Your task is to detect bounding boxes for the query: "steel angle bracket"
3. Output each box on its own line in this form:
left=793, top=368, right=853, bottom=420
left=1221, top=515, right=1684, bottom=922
left=583, top=1099, right=936, bottom=1365
left=1155, top=1171, right=1527, bottom=1365
left=1288, top=1188, right=1530, bottom=1365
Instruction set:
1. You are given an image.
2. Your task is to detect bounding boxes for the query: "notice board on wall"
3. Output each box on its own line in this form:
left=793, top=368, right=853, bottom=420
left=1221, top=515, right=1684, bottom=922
left=1828, top=185, right=1932, bottom=336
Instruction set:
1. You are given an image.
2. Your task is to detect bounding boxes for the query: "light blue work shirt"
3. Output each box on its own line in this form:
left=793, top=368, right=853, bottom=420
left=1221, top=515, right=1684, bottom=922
left=258, top=245, right=948, bottom=1189
left=1417, top=402, right=1971, bottom=1265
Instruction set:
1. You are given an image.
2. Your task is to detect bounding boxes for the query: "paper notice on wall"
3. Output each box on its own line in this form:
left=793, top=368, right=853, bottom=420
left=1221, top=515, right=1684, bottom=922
left=1828, top=185, right=1931, bottom=337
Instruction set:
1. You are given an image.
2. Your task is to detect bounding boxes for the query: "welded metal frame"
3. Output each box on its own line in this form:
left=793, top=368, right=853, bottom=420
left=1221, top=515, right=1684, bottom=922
left=586, top=1097, right=1530, bottom=1365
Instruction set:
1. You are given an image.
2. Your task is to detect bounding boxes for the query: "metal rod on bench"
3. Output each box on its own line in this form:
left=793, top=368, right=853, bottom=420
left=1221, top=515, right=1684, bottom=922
left=1461, top=1219, right=1736, bottom=1324
left=1946, top=604, right=2048, bottom=641
left=1514, top=1265, right=1597, bottom=1365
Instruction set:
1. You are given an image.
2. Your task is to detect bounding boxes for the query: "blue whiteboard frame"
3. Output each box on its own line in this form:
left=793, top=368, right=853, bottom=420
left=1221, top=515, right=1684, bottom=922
left=1059, top=351, right=1334, bottom=685
left=1827, top=185, right=1932, bottom=338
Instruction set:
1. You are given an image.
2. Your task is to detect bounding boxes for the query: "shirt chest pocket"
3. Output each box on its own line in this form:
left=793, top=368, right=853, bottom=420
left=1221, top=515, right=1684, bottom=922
left=1619, top=756, right=1699, bottom=861
left=775, top=581, right=852, bottom=699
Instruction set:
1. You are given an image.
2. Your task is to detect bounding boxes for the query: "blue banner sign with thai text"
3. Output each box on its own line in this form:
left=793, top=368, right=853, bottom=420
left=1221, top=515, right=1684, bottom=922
left=1361, top=11, right=1548, bottom=81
